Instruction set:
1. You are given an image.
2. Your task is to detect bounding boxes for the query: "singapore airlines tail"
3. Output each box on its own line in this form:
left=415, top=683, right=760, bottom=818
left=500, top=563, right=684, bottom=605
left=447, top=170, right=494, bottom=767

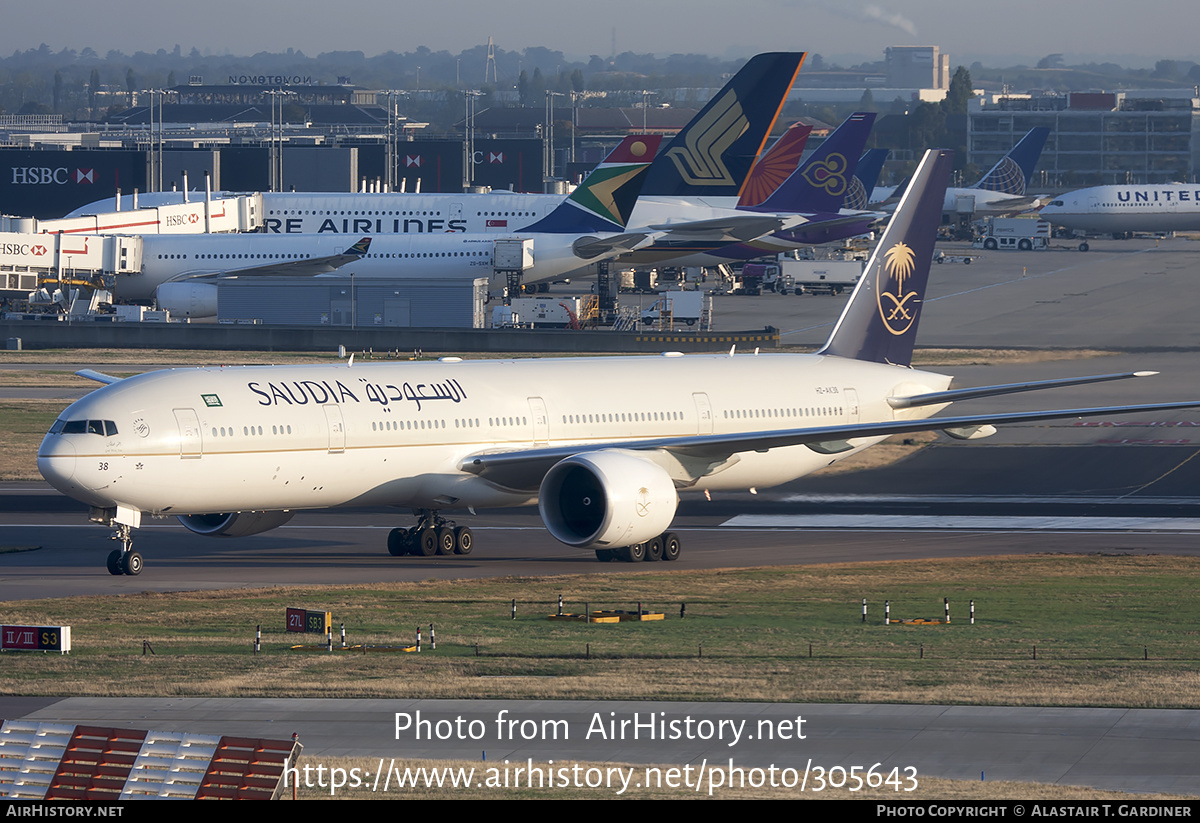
left=639, top=52, right=806, bottom=199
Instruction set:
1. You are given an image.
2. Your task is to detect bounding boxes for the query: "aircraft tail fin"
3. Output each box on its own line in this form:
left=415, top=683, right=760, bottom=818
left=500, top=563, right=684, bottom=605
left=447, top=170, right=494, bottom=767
left=974, top=127, right=1049, bottom=195
left=737, top=123, right=813, bottom=208
left=747, top=112, right=876, bottom=214
left=522, top=134, right=662, bottom=234
left=640, top=52, right=806, bottom=199
left=818, top=149, right=952, bottom=366
left=844, top=148, right=889, bottom=211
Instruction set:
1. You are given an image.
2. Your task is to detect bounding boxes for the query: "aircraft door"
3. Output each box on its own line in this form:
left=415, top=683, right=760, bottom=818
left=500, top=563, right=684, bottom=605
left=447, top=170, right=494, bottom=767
left=693, top=392, right=713, bottom=434
left=323, top=404, right=346, bottom=453
left=528, top=397, right=549, bottom=444
left=173, top=408, right=202, bottom=459
left=844, top=388, right=860, bottom=424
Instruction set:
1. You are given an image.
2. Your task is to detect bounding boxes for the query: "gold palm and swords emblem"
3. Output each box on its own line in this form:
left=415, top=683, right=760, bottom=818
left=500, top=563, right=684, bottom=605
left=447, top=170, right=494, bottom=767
left=876, top=242, right=919, bottom=335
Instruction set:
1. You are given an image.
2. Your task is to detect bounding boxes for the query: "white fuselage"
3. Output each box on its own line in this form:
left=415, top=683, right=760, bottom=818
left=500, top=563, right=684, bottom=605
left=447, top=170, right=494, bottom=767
left=37, top=353, right=950, bottom=520
left=871, top=186, right=1042, bottom=216
left=124, top=230, right=585, bottom=302
left=1039, top=184, right=1200, bottom=233
left=80, top=191, right=747, bottom=236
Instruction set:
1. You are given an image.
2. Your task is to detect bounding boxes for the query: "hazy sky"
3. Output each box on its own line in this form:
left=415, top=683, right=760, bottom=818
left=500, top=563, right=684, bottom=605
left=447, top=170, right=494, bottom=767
left=3, top=0, right=1194, bottom=68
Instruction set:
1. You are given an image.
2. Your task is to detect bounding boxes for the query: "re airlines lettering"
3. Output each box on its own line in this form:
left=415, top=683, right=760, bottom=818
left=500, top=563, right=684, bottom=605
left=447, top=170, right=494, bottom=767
left=262, top=217, right=470, bottom=234
left=1117, top=189, right=1200, bottom=203
left=246, top=377, right=467, bottom=411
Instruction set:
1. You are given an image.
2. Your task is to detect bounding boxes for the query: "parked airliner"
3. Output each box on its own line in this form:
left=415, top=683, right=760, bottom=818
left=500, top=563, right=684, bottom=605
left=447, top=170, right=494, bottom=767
left=39, top=150, right=1199, bottom=576
left=1039, top=184, right=1200, bottom=247
left=872, top=127, right=1050, bottom=218
left=126, top=135, right=680, bottom=310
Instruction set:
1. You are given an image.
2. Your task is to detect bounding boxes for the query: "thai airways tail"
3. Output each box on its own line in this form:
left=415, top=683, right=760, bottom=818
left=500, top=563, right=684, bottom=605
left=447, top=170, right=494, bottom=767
left=639, top=52, right=806, bottom=199
left=973, top=127, right=1049, bottom=195
left=744, top=112, right=876, bottom=214
left=818, top=149, right=953, bottom=366
left=521, top=134, right=662, bottom=234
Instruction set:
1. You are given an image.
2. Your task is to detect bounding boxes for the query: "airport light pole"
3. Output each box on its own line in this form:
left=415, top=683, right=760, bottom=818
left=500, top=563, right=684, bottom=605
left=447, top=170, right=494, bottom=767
left=463, top=90, right=482, bottom=191
left=546, top=91, right=565, bottom=181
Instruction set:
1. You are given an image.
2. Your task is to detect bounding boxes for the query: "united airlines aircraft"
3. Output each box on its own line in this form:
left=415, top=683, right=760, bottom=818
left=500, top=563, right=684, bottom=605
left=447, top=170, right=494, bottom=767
left=1039, top=184, right=1200, bottom=246
left=39, top=150, right=1199, bottom=576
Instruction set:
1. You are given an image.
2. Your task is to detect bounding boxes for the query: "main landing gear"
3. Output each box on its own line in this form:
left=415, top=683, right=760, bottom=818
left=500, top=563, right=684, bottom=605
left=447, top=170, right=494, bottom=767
left=387, top=510, right=473, bottom=558
left=594, top=531, right=682, bottom=563
left=106, top=523, right=143, bottom=576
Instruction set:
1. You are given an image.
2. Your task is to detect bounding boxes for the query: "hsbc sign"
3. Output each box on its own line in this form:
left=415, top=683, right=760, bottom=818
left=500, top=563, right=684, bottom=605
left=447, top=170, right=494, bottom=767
left=11, top=167, right=95, bottom=185
left=0, top=242, right=48, bottom=256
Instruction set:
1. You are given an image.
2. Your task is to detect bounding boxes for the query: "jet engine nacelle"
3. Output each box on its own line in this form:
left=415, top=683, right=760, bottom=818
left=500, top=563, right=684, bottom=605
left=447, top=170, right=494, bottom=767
left=155, top=282, right=218, bottom=318
left=538, top=450, right=677, bottom=549
left=177, top=510, right=295, bottom=537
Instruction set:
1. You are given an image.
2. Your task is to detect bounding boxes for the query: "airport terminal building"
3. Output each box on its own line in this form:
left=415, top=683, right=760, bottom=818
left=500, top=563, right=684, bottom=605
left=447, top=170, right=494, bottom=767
left=968, top=91, right=1200, bottom=186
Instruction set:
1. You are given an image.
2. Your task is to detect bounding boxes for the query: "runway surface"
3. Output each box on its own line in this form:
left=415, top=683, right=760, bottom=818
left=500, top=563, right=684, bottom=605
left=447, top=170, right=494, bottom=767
left=1, top=697, right=1196, bottom=795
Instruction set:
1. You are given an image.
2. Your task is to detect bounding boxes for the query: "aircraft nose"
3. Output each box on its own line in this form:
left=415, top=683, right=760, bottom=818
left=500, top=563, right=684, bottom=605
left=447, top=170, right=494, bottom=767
left=37, top=437, right=76, bottom=492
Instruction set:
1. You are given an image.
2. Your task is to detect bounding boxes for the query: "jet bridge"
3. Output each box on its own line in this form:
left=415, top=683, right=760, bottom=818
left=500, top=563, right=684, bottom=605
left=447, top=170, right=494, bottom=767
left=0, top=231, right=142, bottom=294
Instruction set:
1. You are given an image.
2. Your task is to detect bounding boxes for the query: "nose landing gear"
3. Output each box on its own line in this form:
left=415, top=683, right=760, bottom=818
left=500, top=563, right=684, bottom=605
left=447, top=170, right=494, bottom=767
left=106, top=523, right=143, bottom=576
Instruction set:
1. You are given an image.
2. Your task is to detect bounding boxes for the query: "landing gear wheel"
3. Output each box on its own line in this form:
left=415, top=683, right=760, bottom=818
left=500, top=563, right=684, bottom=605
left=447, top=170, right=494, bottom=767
left=661, top=532, right=682, bottom=561
left=121, top=551, right=143, bottom=576
left=436, top=526, right=456, bottom=556
left=415, top=528, right=437, bottom=557
left=388, top=528, right=409, bottom=557
left=106, top=550, right=123, bottom=576
left=645, top=535, right=663, bottom=562
left=594, top=548, right=615, bottom=562
left=621, top=543, right=646, bottom=562
left=454, top=526, right=473, bottom=555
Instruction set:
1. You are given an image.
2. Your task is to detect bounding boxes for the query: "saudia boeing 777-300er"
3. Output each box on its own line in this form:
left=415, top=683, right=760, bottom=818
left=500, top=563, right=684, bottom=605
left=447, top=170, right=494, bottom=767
left=38, top=150, right=1200, bottom=576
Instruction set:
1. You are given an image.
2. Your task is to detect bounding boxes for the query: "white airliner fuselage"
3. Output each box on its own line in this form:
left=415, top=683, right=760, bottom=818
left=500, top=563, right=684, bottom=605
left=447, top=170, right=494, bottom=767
left=870, top=186, right=1044, bottom=217
left=37, top=353, right=944, bottom=518
left=1039, top=184, right=1200, bottom=234
left=129, top=231, right=541, bottom=302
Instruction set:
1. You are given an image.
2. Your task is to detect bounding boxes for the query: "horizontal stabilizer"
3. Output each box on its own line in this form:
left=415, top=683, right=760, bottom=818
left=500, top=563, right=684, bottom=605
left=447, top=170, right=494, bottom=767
left=75, top=369, right=121, bottom=385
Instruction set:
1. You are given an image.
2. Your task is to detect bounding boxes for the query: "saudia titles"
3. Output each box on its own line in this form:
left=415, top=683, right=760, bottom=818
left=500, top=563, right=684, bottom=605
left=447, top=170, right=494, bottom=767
left=876, top=242, right=919, bottom=336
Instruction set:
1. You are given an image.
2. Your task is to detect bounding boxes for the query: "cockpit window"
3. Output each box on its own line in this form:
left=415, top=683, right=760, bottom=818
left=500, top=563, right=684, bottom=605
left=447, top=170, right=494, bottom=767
left=56, top=419, right=117, bottom=436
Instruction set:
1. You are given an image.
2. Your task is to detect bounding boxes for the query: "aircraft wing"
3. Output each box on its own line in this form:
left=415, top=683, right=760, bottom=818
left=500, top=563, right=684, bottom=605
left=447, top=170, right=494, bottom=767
left=572, top=231, right=665, bottom=260
left=172, top=237, right=372, bottom=281
left=460, top=399, right=1200, bottom=492
left=646, top=214, right=808, bottom=243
